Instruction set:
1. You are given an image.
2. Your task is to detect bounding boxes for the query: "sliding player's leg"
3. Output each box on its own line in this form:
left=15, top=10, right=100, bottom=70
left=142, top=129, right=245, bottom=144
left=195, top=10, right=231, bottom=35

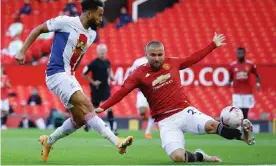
left=184, top=106, right=255, bottom=145
left=210, top=119, right=255, bottom=145
left=158, top=112, right=220, bottom=162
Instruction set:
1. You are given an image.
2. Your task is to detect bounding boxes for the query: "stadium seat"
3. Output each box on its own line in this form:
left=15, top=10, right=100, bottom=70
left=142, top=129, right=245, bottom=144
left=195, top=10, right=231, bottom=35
left=2, top=0, right=275, bottom=65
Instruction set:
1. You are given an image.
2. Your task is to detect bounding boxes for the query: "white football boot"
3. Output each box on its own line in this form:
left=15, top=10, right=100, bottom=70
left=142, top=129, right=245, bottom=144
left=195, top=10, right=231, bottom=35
left=241, top=119, right=255, bottom=145
left=194, top=149, right=222, bottom=162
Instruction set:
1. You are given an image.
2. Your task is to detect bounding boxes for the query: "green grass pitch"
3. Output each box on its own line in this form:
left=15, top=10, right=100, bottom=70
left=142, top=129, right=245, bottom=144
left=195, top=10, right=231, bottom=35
left=1, top=129, right=276, bottom=165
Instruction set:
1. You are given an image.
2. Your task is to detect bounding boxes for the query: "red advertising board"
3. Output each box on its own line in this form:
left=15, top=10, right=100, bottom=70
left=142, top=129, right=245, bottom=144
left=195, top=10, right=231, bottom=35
left=4, top=65, right=276, bottom=88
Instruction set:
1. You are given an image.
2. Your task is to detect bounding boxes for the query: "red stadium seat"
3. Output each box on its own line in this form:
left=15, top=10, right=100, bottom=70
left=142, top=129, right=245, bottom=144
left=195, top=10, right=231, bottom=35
left=2, top=0, right=275, bottom=66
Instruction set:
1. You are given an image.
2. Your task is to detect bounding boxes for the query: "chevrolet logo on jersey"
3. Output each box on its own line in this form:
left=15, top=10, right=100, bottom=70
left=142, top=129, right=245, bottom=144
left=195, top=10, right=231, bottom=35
left=152, top=73, right=171, bottom=86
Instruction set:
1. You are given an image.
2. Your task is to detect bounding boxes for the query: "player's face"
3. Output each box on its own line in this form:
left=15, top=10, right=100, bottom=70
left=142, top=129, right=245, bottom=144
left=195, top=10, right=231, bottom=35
left=146, top=46, right=165, bottom=70
left=87, top=7, right=104, bottom=30
left=237, top=49, right=245, bottom=61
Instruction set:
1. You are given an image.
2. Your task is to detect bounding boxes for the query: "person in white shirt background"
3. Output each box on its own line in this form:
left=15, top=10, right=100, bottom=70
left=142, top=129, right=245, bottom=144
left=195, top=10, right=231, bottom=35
left=129, top=55, right=155, bottom=139
left=6, top=17, right=23, bottom=37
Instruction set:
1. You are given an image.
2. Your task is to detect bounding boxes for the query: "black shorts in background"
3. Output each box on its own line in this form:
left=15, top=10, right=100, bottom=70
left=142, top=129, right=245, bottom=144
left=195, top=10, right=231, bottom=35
left=91, top=84, right=111, bottom=108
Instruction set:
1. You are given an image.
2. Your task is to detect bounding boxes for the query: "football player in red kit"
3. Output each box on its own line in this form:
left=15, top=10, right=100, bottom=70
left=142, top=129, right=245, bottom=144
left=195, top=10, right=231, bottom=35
left=228, top=47, right=261, bottom=119
left=96, top=33, right=255, bottom=163
left=1, top=66, right=11, bottom=130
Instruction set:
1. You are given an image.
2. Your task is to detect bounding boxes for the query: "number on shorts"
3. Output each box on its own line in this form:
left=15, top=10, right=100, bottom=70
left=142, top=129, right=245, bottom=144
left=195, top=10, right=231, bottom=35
left=187, top=109, right=197, bottom=115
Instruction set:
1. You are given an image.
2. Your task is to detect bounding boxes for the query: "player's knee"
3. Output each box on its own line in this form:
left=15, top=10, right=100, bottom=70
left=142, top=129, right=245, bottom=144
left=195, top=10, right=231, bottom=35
left=83, top=101, right=94, bottom=111
left=170, top=149, right=185, bottom=162
left=170, top=153, right=185, bottom=162
left=205, top=120, right=219, bottom=134
left=72, top=118, right=86, bottom=128
left=74, top=95, right=94, bottom=114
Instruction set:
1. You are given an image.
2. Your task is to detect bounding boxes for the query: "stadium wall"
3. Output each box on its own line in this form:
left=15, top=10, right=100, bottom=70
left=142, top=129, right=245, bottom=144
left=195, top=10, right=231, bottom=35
left=5, top=65, right=276, bottom=88
left=6, top=114, right=274, bottom=133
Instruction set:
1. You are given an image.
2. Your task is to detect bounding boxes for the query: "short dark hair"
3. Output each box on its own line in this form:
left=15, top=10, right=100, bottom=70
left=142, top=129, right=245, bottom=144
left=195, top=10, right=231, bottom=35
left=81, top=0, right=104, bottom=12
left=146, top=40, right=164, bottom=52
left=237, top=47, right=245, bottom=52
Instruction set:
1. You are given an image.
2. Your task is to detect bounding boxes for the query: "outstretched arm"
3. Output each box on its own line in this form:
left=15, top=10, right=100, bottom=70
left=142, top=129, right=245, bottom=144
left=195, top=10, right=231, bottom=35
left=96, top=72, right=140, bottom=112
left=179, top=33, right=226, bottom=69
left=15, top=23, right=49, bottom=64
left=15, top=16, right=68, bottom=65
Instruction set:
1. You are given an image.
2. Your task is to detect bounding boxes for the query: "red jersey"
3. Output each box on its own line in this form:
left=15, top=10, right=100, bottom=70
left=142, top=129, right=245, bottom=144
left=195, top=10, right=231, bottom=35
left=229, top=60, right=258, bottom=94
left=0, top=75, right=10, bottom=100
left=101, top=42, right=217, bottom=121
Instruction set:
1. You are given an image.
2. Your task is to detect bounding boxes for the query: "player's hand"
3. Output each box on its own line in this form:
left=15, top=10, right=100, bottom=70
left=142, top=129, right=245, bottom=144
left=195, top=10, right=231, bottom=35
left=256, top=83, right=261, bottom=91
left=213, top=32, right=226, bottom=47
left=95, top=107, right=105, bottom=113
left=92, top=80, right=101, bottom=89
left=15, top=51, right=26, bottom=65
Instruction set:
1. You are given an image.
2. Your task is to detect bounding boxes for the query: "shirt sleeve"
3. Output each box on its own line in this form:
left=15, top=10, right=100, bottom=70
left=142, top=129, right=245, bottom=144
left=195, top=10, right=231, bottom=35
left=126, top=60, right=138, bottom=78
left=107, top=60, right=111, bottom=68
left=82, top=62, right=94, bottom=75
left=100, top=70, right=140, bottom=110
left=46, top=15, right=69, bottom=31
left=129, top=60, right=137, bottom=73
left=176, top=42, right=217, bottom=70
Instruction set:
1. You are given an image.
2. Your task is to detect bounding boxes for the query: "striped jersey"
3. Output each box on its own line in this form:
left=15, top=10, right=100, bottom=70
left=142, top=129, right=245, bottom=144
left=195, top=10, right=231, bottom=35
left=46, top=16, right=96, bottom=76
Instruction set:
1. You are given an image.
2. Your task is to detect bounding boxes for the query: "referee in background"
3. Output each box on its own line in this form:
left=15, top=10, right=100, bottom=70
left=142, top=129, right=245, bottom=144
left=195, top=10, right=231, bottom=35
left=82, top=43, right=117, bottom=135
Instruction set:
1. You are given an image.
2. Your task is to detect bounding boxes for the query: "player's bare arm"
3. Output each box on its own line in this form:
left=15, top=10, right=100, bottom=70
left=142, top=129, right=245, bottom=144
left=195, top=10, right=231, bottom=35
left=83, top=74, right=101, bottom=88
left=82, top=66, right=102, bottom=88
left=15, top=23, right=49, bottom=65
left=255, top=72, right=261, bottom=90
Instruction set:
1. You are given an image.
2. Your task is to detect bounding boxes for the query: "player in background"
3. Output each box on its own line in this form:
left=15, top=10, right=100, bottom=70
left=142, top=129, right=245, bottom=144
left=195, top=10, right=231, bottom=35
left=228, top=47, right=261, bottom=119
left=82, top=43, right=118, bottom=135
left=129, top=55, right=154, bottom=139
left=96, top=33, right=255, bottom=163
left=0, top=66, right=11, bottom=130
left=15, top=0, right=133, bottom=162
